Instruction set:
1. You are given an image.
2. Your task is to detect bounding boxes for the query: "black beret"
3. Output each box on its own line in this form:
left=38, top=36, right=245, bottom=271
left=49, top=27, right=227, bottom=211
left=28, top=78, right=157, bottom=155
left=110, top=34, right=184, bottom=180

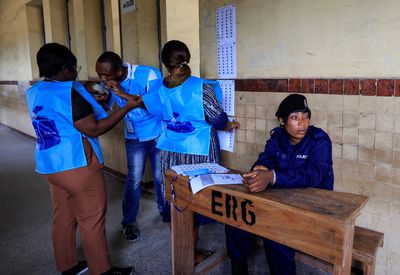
left=275, top=94, right=310, bottom=118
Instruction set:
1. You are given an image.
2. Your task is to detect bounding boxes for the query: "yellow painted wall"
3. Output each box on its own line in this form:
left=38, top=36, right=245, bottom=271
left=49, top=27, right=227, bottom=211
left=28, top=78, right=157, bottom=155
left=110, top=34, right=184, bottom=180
left=82, top=0, right=104, bottom=79
left=0, top=1, right=33, bottom=80
left=43, top=0, right=68, bottom=45
left=103, top=0, right=121, bottom=54
left=26, top=3, right=44, bottom=79
left=163, top=0, right=200, bottom=76
left=121, top=0, right=160, bottom=67
left=200, top=0, right=400, bottom=78
left=0, top=0, right=36, bottom=136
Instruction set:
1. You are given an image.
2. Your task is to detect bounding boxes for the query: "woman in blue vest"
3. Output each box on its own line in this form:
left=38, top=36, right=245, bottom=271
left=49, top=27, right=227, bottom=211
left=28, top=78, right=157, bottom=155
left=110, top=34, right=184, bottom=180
left=26, top=43, right=137, bottom=275
left=140, top=40, right=240, bottom=263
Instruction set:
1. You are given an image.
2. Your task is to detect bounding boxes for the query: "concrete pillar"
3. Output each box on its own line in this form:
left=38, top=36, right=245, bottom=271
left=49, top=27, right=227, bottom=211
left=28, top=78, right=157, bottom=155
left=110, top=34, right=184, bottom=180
left=71, top=0, right=88, bottom=80
left=163, top=0, right=200, bottom=76
left=104, top=0, right=121, bottom=55
left=42, top=0, right=67, bottom=45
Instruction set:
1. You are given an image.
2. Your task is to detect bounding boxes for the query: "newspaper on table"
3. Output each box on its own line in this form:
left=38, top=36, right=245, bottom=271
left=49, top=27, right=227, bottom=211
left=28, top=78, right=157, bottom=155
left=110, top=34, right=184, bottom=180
left=170, top=163, right=243, bottom=194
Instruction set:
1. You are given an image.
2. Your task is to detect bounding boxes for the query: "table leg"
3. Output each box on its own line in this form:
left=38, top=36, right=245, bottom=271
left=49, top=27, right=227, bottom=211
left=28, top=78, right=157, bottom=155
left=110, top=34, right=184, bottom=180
left=333, top=221, right=356, bottom=275
left=171, top=204, right=195, bottom=275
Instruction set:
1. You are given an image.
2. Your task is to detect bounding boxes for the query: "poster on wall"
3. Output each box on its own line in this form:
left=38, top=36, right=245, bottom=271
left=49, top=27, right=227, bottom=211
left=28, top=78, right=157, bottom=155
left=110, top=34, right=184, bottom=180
left=216, top=5, right=237, bottom=152
left=217, top=80, right=235, bottom=152
left=218, top=80, right=235, bottom=116
left=216, top=4, right=236, bottom=79
left=121, top=0, right=136, bottom=13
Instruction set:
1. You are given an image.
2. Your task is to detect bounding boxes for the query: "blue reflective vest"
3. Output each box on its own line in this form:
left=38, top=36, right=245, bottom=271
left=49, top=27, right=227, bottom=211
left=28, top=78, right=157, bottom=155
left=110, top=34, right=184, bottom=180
left=144, top=76, right=211, bottom=155
left=108, top=64, right=163, bottom=141
left=26, top=81, right=108, bottom=174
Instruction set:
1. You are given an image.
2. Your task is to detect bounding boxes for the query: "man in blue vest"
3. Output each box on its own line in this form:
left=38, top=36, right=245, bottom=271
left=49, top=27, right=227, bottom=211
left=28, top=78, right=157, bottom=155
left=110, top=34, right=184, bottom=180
left=95, top=52, right=165, bottom=242
left=225, top=94, right=334, bottom=275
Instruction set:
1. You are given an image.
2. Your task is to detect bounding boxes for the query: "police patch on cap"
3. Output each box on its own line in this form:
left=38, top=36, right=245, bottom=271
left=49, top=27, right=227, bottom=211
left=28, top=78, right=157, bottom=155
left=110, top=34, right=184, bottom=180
left=275, top=94, right=310, bottom=118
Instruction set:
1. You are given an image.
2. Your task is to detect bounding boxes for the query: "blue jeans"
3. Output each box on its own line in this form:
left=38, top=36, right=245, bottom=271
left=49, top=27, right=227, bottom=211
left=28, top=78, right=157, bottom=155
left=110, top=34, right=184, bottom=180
left=121, top=138, right=165, bottom=225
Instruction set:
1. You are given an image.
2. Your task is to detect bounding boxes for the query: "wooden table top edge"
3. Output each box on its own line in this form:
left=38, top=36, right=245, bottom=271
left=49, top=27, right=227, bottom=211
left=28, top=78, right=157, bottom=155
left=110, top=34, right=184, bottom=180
left=165, top=169, right=369, bottom=226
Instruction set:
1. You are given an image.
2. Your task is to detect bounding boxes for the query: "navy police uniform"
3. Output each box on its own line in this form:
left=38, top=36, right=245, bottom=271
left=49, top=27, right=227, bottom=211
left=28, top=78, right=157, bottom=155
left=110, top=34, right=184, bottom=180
left=226, top=94, right=334, bottom=275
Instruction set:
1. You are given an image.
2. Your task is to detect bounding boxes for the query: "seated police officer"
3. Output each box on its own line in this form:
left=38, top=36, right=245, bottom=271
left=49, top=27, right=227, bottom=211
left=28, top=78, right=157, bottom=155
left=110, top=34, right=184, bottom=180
left=225, top=93, right=334, bottom=275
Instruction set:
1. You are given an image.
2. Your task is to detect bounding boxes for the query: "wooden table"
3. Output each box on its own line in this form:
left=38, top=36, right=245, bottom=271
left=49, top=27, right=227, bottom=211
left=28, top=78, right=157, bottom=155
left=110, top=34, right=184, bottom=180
left=165, top=170, right=368, bottom=275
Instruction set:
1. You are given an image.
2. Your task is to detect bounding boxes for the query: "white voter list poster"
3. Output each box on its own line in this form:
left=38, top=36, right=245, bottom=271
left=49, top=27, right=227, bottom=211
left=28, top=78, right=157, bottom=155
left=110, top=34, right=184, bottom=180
left=217, top=80, right=235, bottom=152
left=216, top=4, right=237, bottom=79
left=216, top=5, right=237, bottom=152
left=218, top=80, right=235, bottom=116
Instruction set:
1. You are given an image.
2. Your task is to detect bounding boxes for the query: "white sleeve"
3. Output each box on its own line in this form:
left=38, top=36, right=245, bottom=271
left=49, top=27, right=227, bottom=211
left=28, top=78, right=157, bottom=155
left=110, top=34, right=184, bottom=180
left=146, top=69, right=159, bottom=90
left=147, top=69, right=158, bottom=82
left=270, top=170, right=276, bottom=185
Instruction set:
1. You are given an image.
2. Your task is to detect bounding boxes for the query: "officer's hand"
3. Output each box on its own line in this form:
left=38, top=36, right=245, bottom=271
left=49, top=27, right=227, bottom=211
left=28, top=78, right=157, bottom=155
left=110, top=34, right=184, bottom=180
left=242, top=170, right=273, bottom=193
left=253, top=165, right=268, bottom=171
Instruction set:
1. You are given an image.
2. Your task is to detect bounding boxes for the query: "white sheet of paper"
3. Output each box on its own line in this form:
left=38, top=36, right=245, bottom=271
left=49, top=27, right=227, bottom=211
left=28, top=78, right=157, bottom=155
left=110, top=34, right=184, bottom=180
left=190, top=173, right=243, bottom=194
left=218, top=117, right=236, bottom=152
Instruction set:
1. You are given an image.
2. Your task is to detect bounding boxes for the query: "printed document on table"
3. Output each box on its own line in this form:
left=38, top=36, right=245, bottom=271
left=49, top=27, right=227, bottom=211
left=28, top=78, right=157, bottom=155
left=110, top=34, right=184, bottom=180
left=189, top=173, right=243, bottom=194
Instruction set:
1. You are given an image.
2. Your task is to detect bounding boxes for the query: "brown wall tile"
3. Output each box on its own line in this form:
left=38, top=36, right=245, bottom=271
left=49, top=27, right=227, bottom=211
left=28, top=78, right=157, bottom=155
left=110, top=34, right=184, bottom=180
left=301, top=79, right=314, bottom=93
left=377, top=79, right=394, bottom=96
left=360, top=79, right=377, bottom=96
left=244, top=79, right=256, bottom=91
left=344, top=79, right=360, bottom=95
left=289, top=79, right=301, bottom=93
left=0, top=81, right=18, bottom=85
left=395, top=79, right=400, bottom=97
left=315, top=79, right=329, bottom=94
left=265, top=79, right=278, bottom=91
left=235, top=79, right=245, bottom=91
left=276, top=79, right=288, bottom=92
left=255, top=79, right=268, bottom=91
left=330, top=79, right=344, bottom=95
left=223, top=78, right=395, bottom=96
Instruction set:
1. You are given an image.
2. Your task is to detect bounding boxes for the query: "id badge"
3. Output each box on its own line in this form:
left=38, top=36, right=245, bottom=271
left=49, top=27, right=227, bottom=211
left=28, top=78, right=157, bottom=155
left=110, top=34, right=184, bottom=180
left=125, top=120, right=135, bottom=133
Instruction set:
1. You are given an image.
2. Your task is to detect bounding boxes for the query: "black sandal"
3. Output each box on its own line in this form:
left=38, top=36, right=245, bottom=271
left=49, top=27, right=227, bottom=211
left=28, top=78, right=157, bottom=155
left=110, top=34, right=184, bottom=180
left=194, top=249, right=216, bottom=265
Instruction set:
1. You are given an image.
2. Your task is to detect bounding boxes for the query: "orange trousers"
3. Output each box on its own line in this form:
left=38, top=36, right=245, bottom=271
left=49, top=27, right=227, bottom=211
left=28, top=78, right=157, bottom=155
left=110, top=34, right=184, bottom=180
left=45, top=139, right=111, bottom=275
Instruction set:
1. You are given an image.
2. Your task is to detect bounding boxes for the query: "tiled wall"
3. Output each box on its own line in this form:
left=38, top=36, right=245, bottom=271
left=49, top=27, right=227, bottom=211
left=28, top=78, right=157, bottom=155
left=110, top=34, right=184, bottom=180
left=222, top=78, right=400, bottom=274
